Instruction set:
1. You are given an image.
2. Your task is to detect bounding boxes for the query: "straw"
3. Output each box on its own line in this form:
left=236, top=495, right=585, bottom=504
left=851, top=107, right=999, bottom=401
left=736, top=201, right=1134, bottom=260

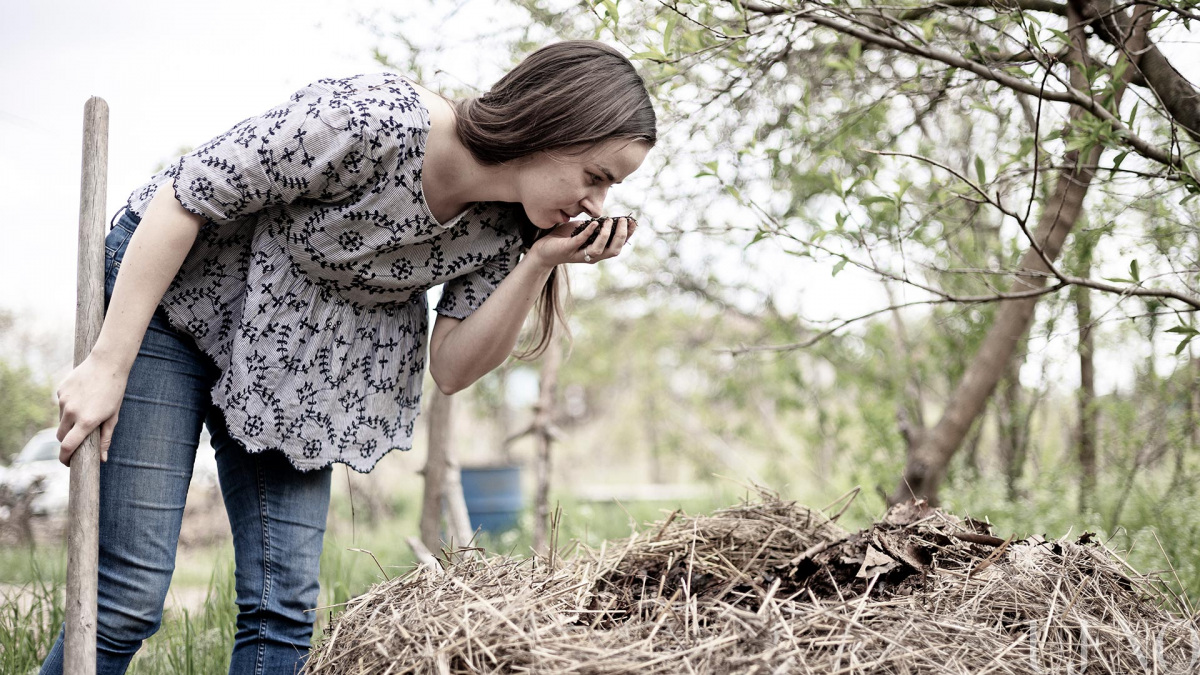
left=306, top=488, right=1199, bottom=674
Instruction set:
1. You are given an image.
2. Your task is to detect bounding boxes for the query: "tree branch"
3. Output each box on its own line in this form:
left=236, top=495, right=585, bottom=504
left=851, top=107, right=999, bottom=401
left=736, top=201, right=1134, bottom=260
left=1073, top=0, right=1200, bottom=144
left=899, top=0, right=1068, bottom=21
left=740, top=0, right=1187, bottom=174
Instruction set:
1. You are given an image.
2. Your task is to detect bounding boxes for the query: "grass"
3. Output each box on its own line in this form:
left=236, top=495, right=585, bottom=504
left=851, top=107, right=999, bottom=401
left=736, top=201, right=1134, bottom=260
left=0, top=549, right=64, bottom=675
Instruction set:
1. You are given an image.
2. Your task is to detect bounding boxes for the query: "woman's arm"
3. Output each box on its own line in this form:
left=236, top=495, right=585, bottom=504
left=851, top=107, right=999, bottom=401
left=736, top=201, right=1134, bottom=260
left=56, top=184, right=205, bottom=463
left=428, top=253, right=553, bottom=395
left=428, top=216, right=633, bottom=394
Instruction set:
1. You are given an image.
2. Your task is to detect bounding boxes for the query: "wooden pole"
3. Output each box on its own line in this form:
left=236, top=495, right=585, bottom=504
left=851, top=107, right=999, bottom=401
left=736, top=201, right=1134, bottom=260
left=66, top=96, right=107, bottom=675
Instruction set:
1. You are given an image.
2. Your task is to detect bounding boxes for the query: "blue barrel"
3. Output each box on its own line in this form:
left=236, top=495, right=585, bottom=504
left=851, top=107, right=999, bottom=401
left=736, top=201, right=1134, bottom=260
left=460, top=465, right=523, bottom=533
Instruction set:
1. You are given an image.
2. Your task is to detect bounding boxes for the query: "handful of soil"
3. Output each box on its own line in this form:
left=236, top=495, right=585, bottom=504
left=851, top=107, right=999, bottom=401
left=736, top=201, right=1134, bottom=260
left=572, top=215, right=635, bottom=250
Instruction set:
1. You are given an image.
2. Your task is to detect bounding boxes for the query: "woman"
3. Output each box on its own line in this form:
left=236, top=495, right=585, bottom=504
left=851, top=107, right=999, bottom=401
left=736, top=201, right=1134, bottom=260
left=43, top=39, right=655, bottom=674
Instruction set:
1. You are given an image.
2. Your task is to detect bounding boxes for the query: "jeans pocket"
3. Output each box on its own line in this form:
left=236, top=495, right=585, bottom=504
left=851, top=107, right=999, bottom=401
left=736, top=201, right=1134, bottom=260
left=104, top=221, right=134, bottom=263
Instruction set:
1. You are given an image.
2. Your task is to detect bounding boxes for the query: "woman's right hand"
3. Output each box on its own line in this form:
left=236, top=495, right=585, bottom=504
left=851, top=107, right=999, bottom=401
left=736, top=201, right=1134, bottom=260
left=53, top=183, right=205, bottom=466
left=56, top=353, right=129, bottom=466
left=529, top=216, right=637, bottom=268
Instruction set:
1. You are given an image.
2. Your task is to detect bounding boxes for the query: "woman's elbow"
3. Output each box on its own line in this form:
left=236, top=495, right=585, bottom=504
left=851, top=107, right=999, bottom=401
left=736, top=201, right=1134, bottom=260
left=430, top=363, right=467, bottom=396
left=434, top=377, right=463, bottom=397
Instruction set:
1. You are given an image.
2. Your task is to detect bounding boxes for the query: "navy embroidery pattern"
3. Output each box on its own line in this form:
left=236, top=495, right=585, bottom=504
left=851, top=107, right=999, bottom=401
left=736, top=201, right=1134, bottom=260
left=123, top=74, right=527, bottom=472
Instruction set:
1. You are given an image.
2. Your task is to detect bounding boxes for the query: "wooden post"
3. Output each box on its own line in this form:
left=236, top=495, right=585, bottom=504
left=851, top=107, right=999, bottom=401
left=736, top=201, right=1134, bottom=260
left=67, top=97, right=107, bottom=675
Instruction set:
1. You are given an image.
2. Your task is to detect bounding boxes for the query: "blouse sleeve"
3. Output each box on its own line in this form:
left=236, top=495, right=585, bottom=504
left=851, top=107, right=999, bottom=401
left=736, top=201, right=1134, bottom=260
left=435, top=232, right=526, bottom=320
left=169, top=82, right=390, bottom=225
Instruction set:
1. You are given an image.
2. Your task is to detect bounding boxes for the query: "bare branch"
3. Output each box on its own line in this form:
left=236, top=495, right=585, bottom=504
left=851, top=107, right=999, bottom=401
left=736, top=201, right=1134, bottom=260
left=899, top=0, right=1068, bottom=21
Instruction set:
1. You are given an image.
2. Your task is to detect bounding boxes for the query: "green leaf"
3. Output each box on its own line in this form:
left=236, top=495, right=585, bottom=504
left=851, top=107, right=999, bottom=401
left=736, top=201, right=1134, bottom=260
left=1165, top=325, right=1199, bottom=336
left=1110, top=151, right=1128, bottom=177
left=629, top=51, right=666, bottom=62
left=663, top=12, right=679, bottom=55
left=849, top=40, right=862, bottom=63
left=1102, top=277, right=1134, bottom=284
left=601, top=0, right=619, bottom=25
left=1016, top=136, right=1035, bottom=159
left=975, top=157, right=986, bottom=185
left=1175, top=334, right=1195, bottom=355
left=922, top=18, right=937, bottom=42
left=1129, top=259, right=1140, bottom=283
left=831, top=258, right=848, bottom=276
left=860, top=195, right=892, bottom=207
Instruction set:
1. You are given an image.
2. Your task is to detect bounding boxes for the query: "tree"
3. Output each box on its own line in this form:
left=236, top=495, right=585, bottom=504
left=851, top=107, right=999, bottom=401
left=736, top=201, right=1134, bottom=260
left=0, top=310, right=60, bottom=463
left=505, top=0, right=1200, bottom=504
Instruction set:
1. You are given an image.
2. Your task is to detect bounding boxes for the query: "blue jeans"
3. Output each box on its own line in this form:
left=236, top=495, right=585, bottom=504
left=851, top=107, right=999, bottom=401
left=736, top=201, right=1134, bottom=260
left=40, top=210, right=333, bottom=675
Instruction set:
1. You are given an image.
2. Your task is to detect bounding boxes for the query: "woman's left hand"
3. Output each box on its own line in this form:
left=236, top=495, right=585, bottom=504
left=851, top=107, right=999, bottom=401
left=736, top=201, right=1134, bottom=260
left=529, top=217, right=638, bottom=269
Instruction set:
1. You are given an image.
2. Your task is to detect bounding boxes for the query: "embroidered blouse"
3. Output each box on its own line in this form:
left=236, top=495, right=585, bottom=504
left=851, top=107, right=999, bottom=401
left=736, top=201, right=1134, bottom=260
left=122, top=73, right=527, bottom=472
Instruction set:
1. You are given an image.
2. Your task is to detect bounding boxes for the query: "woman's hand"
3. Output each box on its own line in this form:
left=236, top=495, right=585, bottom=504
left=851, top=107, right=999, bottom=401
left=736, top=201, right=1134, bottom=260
left=529, top=217, right=638, bottom=269
left=56, top=353, right=128, bottom=466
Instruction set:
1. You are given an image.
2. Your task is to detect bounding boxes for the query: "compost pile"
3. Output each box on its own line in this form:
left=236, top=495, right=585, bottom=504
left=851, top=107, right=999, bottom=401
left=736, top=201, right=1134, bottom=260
left=306, top=491, right=1199, bottom=674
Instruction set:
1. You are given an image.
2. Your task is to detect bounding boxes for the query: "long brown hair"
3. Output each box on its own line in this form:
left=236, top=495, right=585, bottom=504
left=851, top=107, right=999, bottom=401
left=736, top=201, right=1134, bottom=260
left=453, top=40, right=657, bottom=359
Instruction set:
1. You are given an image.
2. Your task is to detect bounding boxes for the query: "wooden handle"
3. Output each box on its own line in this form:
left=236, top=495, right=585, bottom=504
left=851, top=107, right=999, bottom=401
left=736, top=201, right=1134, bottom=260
left=65, top=96, right=108, bottom=675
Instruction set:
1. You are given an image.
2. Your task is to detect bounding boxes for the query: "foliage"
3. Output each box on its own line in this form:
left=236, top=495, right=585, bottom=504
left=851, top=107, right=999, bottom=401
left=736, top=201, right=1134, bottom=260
left=0, top=362, right=57, bottom=464
left=0, top=311, right=59, bottom=464
left=492, top=0, right=1200, bottom=356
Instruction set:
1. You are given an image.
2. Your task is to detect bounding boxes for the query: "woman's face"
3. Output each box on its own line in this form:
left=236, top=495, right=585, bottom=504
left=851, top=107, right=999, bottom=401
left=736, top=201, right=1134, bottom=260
left=516, top=139, right=650, bottom=229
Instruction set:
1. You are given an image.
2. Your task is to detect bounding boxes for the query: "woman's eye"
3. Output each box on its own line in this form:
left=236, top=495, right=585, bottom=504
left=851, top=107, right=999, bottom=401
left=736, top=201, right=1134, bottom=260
left=588, top=173, right=603, bottom=185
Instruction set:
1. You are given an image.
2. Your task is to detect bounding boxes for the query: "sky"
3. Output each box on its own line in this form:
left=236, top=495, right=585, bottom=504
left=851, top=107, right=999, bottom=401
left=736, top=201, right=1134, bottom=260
left=0, top=1, right=400, bottom=333
left=2, top=1, right=1197, bottom=393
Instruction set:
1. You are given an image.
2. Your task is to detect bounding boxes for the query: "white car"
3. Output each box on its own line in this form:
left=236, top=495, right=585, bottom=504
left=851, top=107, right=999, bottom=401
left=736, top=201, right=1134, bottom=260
left=3, top=428, right=69, bottom=515
left=2, top=428, right=219, bottom=515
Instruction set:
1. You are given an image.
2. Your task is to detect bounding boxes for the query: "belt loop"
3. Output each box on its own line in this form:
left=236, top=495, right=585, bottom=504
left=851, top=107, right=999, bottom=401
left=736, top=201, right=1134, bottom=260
left=109, top=205, right=128, bottom=231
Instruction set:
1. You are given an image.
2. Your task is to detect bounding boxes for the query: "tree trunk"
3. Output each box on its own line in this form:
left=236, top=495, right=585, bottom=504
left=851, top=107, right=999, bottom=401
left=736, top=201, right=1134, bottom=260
left=1191, top=355, right=1199, bottom=461
left=961, top=417, right=985, bottom=479
left=443, top=445, right=474, bottom=551
left=419, top=388, right=473, bottom=554
left=495, top=364, right=515, bottom=464
left=532, top=334, right=563, bottom=554
left=646, top=392, right=665, bottom=484
left=1075, top=268, right=1097, bottom=512
left=995, top=355, right=1027, bottom=501
left=886, top=283, right=927, bottom=455
left=890, top=5, right=1139, bottom=504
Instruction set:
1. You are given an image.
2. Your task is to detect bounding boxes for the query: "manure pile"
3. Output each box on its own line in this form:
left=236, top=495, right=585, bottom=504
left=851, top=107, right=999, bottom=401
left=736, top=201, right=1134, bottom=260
left=307, top=492, right=1199, bottom=674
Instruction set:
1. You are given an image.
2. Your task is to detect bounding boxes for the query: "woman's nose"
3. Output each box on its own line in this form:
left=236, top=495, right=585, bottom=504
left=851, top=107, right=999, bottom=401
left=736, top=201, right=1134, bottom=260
left=580, top=188, right=608, bottom=217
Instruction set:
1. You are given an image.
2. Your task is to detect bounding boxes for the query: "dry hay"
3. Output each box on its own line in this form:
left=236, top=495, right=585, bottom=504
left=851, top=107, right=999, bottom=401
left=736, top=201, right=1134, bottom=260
left=306, top=491, right=1200, bottom=674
